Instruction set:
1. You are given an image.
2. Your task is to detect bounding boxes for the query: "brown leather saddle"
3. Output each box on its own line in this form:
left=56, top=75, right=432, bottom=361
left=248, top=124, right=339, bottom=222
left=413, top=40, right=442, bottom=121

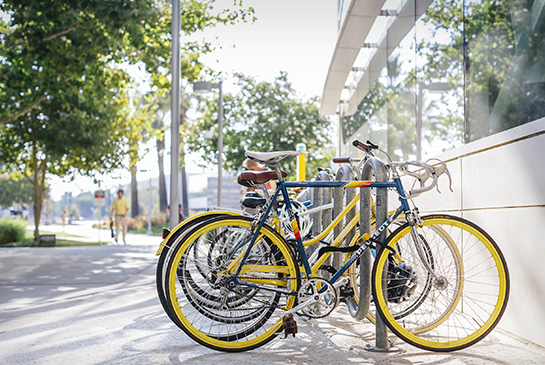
left=237, top=170, right=287, bottom=188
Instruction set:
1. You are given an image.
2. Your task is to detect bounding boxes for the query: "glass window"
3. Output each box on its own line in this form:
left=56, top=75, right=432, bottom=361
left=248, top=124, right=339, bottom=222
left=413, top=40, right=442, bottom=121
left=416, top=0, right=465, bottom=157
left=387, top=28, right=417, bottom=160
left=339, top=0, right=541, bottom=157
left=465, top=0, right=545, bottom=141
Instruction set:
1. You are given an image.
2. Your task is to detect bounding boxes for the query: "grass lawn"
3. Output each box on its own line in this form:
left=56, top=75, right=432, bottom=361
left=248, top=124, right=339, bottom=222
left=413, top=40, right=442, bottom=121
left=129, top=225, right=164, bottom=236
left=2, top=239, right=106, bottom=247
left=1, top=225, right=160, bottom=248
left=0, top=229, right=108, bottom=247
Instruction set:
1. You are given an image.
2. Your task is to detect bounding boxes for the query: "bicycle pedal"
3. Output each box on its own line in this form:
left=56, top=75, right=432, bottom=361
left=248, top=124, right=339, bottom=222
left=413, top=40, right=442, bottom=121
left=281, top=314, right=298, bottom=339
left=339, top=285, right=354, bottom=299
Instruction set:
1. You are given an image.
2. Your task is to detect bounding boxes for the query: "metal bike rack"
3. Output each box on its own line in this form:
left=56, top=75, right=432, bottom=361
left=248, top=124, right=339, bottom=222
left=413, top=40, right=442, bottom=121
left=309, top=171, right=332, bottom=258
left=333, top=165, right=356, bottom=271
left=359, top=157, right=395, bottom=352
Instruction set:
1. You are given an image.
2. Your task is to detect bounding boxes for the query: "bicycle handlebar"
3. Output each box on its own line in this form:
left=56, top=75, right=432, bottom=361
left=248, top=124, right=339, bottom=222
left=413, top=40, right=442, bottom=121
left=349, top=139, right=452, bottom=197
left=332, top=157, right=351, bottom=164
left=352, top=140, right=370, bottom=153
left=332, top=157, right=363, bottom=164
left=393, top=159, right=452, bottom=198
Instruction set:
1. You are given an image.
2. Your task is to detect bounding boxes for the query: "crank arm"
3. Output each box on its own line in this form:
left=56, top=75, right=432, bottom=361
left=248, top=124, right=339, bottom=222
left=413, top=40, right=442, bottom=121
left=282, top=277, right=349, bottom=318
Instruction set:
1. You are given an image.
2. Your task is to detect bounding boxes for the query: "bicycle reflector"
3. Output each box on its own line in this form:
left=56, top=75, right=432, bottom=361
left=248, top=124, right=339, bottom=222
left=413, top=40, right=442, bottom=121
left=162, top=228, right=171, bottom=239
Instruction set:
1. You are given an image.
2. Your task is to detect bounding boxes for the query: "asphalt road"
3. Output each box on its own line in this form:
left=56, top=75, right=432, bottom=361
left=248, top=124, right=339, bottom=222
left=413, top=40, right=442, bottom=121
left=1, top=222, right=544, bottom=364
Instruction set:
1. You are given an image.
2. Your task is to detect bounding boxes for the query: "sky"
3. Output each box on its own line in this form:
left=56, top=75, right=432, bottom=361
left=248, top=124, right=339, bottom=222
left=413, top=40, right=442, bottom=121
left=48, top=0, right=339, bottom=201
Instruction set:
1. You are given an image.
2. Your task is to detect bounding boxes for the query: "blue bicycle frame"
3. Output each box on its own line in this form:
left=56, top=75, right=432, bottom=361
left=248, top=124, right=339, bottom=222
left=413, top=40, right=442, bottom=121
left=232, top=175, right=412, bottom=291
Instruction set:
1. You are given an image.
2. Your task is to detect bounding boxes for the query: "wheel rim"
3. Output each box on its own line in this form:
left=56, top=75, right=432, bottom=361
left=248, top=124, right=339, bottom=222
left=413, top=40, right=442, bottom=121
left=373, top=215, right=509, bottom=351
left=167, top=218, right=299, bottom=350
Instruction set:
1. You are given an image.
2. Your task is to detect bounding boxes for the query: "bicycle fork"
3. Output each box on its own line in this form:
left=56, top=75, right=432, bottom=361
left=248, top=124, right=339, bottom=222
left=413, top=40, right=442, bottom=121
left=407, top=215, right=444, bottom=286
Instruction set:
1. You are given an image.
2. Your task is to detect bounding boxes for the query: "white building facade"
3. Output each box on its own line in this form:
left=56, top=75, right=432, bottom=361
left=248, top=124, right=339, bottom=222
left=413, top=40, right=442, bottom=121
left=321, top=0, right=545, bottom=347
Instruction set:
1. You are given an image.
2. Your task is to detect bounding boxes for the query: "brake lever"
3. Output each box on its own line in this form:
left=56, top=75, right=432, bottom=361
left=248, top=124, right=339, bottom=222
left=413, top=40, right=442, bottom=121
left=366, top=140, right=379, bottom=150
left=442, top=168, right=454, bottom=193
left=427, top=159, right=454, bottom=194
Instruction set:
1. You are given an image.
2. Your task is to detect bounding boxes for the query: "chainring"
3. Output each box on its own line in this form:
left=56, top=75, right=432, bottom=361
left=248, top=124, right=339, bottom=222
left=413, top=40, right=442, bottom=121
left=297, top=277, right=338, bottom=318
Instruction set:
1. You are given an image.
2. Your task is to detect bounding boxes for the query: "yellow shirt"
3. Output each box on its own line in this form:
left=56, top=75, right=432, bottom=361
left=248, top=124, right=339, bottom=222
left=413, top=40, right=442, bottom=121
left=112, top=197, right=130, bottom=216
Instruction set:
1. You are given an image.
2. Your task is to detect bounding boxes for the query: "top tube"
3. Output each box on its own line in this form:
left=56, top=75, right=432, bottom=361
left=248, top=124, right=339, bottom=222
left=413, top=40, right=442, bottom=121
left=283, top=180, right=397, bottom=189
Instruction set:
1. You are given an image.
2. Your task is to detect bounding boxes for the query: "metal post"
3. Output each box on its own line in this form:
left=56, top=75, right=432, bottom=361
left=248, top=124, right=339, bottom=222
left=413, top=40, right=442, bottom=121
left=360, top=158, right=395, bottom=352
left=147, top=176, right=152, bottom=235
left=310, top=170, right=332, bottom=258
left=217, top=81, right=223, bottom=207
left=181, top=165, right=189, bottom=220
left=296, top=143, right=306, bottom=181
left=333, top=165, right=355, bottom=271
left=98, top=208, right=101, bottom=243
left=416, top=82, right=423, bottom=161
left=169, top=0, right=181, bottom=230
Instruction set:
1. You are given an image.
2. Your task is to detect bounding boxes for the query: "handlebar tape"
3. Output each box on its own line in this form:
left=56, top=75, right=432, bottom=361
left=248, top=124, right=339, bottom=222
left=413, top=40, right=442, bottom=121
left=332, top=157, right=351, bottom=163
left=352, top=140, right=370, bottom=153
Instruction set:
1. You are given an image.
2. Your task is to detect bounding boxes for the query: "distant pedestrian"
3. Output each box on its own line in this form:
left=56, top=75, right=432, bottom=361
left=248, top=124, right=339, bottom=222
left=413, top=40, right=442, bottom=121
left=110, top=189, right=130, bottom=245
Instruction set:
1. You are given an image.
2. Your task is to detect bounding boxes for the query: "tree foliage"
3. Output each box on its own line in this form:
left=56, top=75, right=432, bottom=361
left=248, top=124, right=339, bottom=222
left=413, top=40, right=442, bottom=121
left=0, top=0, right=254, bottom=238
left=420, top=0, right=543, bottom=139
left=0, top=174, right=34, bottom=207
left=342, top=57, right=419, bottom=160
left=186, top=72, right=333, bottom=176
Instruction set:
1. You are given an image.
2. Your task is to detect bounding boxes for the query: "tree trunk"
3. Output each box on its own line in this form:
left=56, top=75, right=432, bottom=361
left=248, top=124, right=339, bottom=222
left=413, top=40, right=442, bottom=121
left=31, top=145, right=48, bottom=241
left=130, top=164, right=139, bottom=217
left=157, top=133, right=168, bottom=213
left=32, top=180, right=42, bottom=241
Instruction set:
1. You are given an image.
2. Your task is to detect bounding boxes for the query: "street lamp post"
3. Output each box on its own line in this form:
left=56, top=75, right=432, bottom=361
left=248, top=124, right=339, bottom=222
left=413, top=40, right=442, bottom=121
left=193, top=80, right=224, bottom=207
left=169, top=0, right=181, bottom=230
left=147, top=175, right=152, bottom=235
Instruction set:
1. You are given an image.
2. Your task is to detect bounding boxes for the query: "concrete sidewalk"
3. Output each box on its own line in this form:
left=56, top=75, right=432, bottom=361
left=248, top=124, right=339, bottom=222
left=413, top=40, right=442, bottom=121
left=1, top=230, right=545, bottom=364
left=32, top=219, right=159, bottom=244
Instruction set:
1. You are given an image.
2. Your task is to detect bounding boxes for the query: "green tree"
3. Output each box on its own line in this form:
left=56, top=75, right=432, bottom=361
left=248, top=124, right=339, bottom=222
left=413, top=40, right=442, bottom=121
left=124, top=93, right=155, bottom=218
left=187, top=72, right=333, bottom=177
left=0, top=0, right=171, bottom=240
left=0, top=0, right=254, bottom=239
left=0, top=70, right=129, bottom=240
left=145, top=91, right=170, bottom=213
left=419, top=0, right=538, bottom=140
left=0, top=174, right=34, bottom=207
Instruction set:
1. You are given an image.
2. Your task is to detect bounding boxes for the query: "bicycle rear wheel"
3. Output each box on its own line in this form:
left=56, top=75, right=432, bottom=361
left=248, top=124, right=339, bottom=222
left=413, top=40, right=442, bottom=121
left=156, top=212, right=238, bottom=323
left=164, top=216, right=300, bottom=352
left=372, top=214, right=509, bottom=352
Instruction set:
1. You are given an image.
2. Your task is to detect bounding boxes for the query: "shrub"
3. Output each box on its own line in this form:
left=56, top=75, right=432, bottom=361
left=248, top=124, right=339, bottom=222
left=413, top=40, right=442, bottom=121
left=127, top=215, right=147, bottom=230
left=0, top=218, right=27, bottom=244
left=152, top=213, right=169, bottom=225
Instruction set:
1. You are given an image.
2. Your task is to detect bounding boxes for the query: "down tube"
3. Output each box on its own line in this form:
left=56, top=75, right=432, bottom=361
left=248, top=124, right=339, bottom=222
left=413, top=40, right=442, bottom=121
left=328, top=208, right=404, bottom=284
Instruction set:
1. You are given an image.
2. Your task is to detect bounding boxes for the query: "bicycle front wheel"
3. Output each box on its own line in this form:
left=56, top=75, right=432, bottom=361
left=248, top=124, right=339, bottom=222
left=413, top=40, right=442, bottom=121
left=164, top=216, right=300, bottom=352
left=372, top=214, right=509, bottom=352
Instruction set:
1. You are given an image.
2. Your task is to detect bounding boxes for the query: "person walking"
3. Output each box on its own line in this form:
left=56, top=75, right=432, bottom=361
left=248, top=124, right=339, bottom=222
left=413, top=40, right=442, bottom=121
left=110, top=189, right=130, bottom=245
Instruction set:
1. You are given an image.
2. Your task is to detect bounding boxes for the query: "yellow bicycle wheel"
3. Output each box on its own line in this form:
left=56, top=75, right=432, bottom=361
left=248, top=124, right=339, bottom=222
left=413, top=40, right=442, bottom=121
left=372, top=214, right=509, bottom=351
left=165, top=216, right=300, bottom=352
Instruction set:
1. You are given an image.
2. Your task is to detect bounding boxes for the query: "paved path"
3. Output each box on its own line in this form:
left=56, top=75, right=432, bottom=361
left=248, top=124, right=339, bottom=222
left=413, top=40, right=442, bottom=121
left=1, top=223, right=545, bottom=364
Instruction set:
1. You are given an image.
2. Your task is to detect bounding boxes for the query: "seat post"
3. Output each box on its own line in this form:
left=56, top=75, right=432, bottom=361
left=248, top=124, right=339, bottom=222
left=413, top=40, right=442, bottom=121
left=272, top=163, right=285, bottom=182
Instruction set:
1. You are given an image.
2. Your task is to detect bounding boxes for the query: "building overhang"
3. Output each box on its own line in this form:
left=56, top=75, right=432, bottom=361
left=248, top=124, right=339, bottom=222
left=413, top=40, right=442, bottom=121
left=320, top=0, right=432, bottom=116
